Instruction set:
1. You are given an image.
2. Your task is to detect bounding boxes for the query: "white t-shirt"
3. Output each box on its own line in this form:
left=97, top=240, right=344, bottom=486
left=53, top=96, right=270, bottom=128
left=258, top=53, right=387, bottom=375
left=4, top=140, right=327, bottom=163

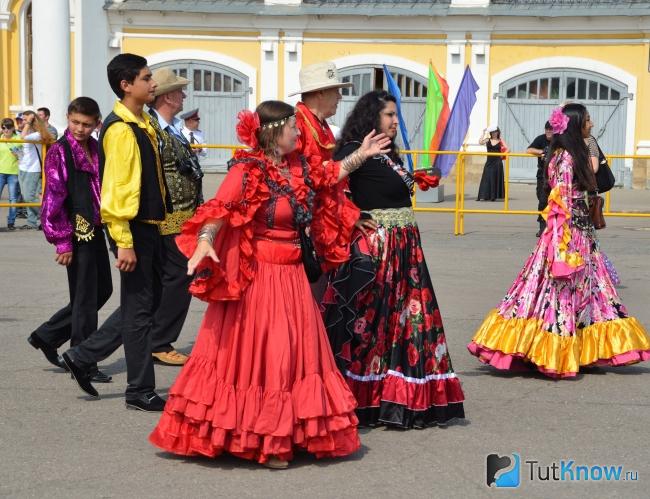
left=19, top=132, right=43, bottom=173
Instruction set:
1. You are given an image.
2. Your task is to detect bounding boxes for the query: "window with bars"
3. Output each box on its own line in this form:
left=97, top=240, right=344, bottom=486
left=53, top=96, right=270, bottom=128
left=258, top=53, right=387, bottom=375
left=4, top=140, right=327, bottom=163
left=505, top=75, right=621, bottom=101
left=179, top=68, right=244, bottom=93
left=341, top=69, right=428, bottom=98
left=565, top=77, right=620, bottom=101
left=506, top=77, right=560, bottom=100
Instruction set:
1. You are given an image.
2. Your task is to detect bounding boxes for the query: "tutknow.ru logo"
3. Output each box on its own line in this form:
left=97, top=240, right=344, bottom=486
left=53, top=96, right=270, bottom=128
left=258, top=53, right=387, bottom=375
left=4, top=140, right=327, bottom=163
left=487, top=453, right=639, bottom=488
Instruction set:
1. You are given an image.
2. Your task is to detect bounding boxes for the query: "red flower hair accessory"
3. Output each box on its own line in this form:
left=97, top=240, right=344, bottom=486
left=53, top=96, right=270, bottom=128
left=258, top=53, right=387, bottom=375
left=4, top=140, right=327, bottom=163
left=236, top=109, right=260, bottom=149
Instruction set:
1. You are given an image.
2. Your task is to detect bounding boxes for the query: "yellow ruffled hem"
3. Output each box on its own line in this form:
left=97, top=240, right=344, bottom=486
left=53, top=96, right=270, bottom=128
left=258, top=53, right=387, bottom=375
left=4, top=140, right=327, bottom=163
left=470, top=309, right=650, bottom=375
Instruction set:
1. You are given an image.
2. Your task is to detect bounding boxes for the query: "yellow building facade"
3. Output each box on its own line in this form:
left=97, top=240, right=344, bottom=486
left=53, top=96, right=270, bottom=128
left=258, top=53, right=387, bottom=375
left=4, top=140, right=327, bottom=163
left=1, top=0, right=649, bottom=185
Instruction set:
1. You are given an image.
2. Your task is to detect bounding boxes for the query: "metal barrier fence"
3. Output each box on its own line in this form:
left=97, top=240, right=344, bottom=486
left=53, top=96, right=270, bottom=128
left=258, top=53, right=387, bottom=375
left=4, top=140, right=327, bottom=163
left=404, top=149, right=650, bottom=235
left=2, top=139, right=649, bottom=237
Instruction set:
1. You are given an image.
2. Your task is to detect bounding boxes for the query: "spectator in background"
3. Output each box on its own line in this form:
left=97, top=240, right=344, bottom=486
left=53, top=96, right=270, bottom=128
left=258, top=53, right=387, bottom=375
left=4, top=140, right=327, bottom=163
left=37, top=107, right=59, bottom=139
left=13, top=113, right=28, bottom=219
left=477, top=125, right=508, bottom=202
left=527, top=121, right=553, bottom=237
left=0, top=118, right=21, bottom=230
left=91, top=113, right=102, bottom=141
left=18, top=110, right=53, bottom=229
left=180, top=108, right=207, bottom=159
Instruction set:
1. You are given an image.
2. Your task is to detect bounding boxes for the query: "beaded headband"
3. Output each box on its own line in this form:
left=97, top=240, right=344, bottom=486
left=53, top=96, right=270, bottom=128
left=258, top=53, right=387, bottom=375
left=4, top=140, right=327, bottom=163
left=260, top=114, right=295, bottom=130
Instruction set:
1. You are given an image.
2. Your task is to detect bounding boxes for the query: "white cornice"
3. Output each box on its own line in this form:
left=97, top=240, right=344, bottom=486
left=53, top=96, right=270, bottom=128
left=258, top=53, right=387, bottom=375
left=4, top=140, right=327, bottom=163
left=106, top=9, right=650, bottom=37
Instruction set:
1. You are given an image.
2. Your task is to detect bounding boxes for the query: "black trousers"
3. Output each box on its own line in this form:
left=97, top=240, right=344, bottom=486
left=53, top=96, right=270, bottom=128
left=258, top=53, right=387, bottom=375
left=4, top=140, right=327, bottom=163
left=68, top=307, right=122, bottom=369
left=32, top=232, right=112, bottom=349
left=536, top=177, right=549, bottom=229
left=64, top=234, right=194, bottom=370
left=150, top=234, right=193, bottom=353
left=119, top=221, right=162, bottom=398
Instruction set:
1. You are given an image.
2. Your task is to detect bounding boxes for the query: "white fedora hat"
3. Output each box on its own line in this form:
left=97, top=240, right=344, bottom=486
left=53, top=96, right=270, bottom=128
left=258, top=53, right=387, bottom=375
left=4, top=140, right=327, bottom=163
left=288, top=61, right=353, bottom=97
left=152, top=67, right=190, bottom=97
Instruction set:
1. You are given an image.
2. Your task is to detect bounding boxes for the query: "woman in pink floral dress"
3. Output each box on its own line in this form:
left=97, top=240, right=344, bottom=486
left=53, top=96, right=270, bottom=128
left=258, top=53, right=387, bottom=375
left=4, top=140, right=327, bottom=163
left=468, top=103, right=650, bottom=378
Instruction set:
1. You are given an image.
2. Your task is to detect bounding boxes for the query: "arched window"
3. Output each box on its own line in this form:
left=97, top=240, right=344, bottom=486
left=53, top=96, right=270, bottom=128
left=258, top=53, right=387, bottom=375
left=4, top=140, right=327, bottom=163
left=152, top=60, right=250, bottom=171
left=334, top=65, right=428, bottom=149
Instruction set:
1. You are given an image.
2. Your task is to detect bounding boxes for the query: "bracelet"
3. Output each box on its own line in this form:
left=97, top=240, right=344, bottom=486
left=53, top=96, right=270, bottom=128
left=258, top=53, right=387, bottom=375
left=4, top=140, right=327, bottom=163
left=341, top=149, right=365, bottom=173
left=197, top=224, right=217, bottom=246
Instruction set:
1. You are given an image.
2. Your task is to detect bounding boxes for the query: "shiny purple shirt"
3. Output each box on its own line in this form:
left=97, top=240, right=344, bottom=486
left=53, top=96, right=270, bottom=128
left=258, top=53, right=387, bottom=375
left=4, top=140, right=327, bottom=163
left=41, top=129, right=101, bottom=254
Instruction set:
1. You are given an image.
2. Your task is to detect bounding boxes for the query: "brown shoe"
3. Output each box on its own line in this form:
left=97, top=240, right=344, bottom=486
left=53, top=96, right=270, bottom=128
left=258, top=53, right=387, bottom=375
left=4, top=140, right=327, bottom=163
left=262, top=456, right=289, bottom=470
left=152, top=350, right=188, bottom=366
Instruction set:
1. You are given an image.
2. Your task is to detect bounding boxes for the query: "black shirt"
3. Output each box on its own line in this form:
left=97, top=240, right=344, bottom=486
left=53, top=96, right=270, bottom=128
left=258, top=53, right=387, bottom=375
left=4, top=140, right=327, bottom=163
left=528, top=134, right=551, bottom=179
left=334, top=142, right=411, bottom=211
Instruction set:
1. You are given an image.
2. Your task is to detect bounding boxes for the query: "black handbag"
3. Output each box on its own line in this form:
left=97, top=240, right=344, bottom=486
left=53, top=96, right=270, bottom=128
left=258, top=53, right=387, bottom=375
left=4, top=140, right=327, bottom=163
left=595, top=144, right=615, bottom=193
left=299, top=225, right=323, bottom=283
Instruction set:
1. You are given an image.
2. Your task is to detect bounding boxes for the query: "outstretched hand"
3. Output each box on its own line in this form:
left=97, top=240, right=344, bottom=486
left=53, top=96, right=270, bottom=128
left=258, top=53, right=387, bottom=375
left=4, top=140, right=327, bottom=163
left=359, top=130, right=392, bottom=159
left=187, top=240, right=220, bottom=276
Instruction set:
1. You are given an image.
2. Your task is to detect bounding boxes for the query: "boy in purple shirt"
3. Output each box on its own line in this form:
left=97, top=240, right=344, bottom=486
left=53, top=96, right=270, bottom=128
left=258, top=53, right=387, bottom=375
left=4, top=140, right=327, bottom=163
left=28, top=97, right=113, bottom=391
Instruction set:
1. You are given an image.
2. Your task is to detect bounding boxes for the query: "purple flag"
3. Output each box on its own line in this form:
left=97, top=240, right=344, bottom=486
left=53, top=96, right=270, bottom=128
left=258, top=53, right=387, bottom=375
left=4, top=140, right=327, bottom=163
left=434, top=66, right=479, bottom=177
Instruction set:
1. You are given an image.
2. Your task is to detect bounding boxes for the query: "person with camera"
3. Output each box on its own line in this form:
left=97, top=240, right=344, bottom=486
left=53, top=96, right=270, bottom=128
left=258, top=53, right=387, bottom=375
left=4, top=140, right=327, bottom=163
left=147, top=67, right=204, bottom=366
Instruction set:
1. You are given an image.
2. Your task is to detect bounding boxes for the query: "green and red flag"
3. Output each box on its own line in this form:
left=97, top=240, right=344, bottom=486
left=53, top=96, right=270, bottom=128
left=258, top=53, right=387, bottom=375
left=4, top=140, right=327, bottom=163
left=422, top=63, right=450, bottom=166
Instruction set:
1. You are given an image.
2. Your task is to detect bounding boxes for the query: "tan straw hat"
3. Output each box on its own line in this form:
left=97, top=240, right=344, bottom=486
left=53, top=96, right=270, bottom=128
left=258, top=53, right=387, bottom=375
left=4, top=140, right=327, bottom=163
left=152, top=67, right=190, bottom=97
left=288, top=61, right=353, bottom=97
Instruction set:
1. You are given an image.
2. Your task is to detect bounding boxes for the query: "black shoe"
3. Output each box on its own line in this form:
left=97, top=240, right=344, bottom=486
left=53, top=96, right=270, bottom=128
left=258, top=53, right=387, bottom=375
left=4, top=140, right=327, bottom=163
left=27, top=334, right=62, bottom=368
left=125, top=392, right=166, bottom=412
left=535, top=229, right=544, bottom=237
left=57, top=355, right=70, bottom=371
left=89, top=369, right=112, bottom=383
left=7, top=223, right=15, bottom=231
left=61, top=352, right=99, bottom=399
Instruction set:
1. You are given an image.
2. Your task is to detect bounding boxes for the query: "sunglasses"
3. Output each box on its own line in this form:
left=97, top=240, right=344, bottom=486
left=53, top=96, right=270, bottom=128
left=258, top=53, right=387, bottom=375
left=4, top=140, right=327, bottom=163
left=1, top=125, right=15, bottom=130
left=187, top=117, right=200, bottom=121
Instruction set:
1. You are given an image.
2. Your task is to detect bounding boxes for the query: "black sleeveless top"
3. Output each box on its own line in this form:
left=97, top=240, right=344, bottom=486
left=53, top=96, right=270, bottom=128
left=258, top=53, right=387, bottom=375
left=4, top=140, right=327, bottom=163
left=334, top=142, right=411, bottom=211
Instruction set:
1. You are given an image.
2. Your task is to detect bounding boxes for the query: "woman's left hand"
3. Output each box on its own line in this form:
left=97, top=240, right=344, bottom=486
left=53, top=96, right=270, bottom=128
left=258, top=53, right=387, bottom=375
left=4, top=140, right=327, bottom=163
left=359, top=130, right=392, bottom=159
left=355, top=217, right=378, bottom=237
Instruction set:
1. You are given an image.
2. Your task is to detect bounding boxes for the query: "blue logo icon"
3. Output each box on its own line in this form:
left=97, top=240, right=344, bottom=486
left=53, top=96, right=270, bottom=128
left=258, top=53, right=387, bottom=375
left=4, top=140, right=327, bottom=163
left=487, top=453, right=521, bottom=488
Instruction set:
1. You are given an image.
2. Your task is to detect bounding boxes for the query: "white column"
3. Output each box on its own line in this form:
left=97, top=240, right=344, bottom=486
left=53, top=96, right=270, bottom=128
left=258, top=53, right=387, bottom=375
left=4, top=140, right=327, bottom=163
left=445, top=38, right=466, bottom=105
left=283, top=31, right=303, bottom=105
left=0, top=0, right=13, bottom=30
left=31, top=0, right=70, bottom=132
left=259, top=31, right=279, bottom=102
left=74, top=0, right=113, bottom=118
left=467, top=39, right=490, bottom=149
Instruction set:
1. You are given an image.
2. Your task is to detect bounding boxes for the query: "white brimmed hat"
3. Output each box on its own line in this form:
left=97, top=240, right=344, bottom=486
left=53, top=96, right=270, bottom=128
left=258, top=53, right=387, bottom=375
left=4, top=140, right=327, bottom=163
left=152, top=67, right=190, bottom=97
left=288, top=61, right=353, bottom=97
left=486, top=125, right=499, bottom=133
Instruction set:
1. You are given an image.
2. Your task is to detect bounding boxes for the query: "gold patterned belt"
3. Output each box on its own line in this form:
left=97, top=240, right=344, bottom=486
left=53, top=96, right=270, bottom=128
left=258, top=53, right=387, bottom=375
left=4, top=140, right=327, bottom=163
left=362, top=207, right=417, bottom=228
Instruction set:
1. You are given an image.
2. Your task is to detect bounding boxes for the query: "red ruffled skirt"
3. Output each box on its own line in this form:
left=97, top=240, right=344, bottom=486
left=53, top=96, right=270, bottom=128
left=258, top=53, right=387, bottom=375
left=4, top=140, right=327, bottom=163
left=149, top=239, right=360, bottom=463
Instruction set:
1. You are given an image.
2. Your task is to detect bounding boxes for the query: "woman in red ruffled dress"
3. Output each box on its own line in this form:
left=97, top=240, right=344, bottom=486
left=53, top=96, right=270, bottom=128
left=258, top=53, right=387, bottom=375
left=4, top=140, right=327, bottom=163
left=149, top=101, right=390, bottom=469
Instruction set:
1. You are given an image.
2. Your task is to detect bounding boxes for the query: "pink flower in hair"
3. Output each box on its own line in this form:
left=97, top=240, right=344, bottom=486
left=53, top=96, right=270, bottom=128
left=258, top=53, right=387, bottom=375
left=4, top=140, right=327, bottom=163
left=235, top=109, right=260, bottom=149
left=549, top=107, right=569, bottom=135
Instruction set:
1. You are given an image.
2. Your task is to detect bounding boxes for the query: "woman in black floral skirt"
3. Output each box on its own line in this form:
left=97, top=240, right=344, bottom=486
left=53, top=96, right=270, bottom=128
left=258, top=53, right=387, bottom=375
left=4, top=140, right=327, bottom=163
left=323, top=90, right=465, bottom=428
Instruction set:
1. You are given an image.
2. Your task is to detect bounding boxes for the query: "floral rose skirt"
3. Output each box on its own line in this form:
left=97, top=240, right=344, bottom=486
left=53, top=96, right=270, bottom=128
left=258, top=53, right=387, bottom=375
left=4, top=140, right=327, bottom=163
left=324, top=207, right=465, bottom=428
